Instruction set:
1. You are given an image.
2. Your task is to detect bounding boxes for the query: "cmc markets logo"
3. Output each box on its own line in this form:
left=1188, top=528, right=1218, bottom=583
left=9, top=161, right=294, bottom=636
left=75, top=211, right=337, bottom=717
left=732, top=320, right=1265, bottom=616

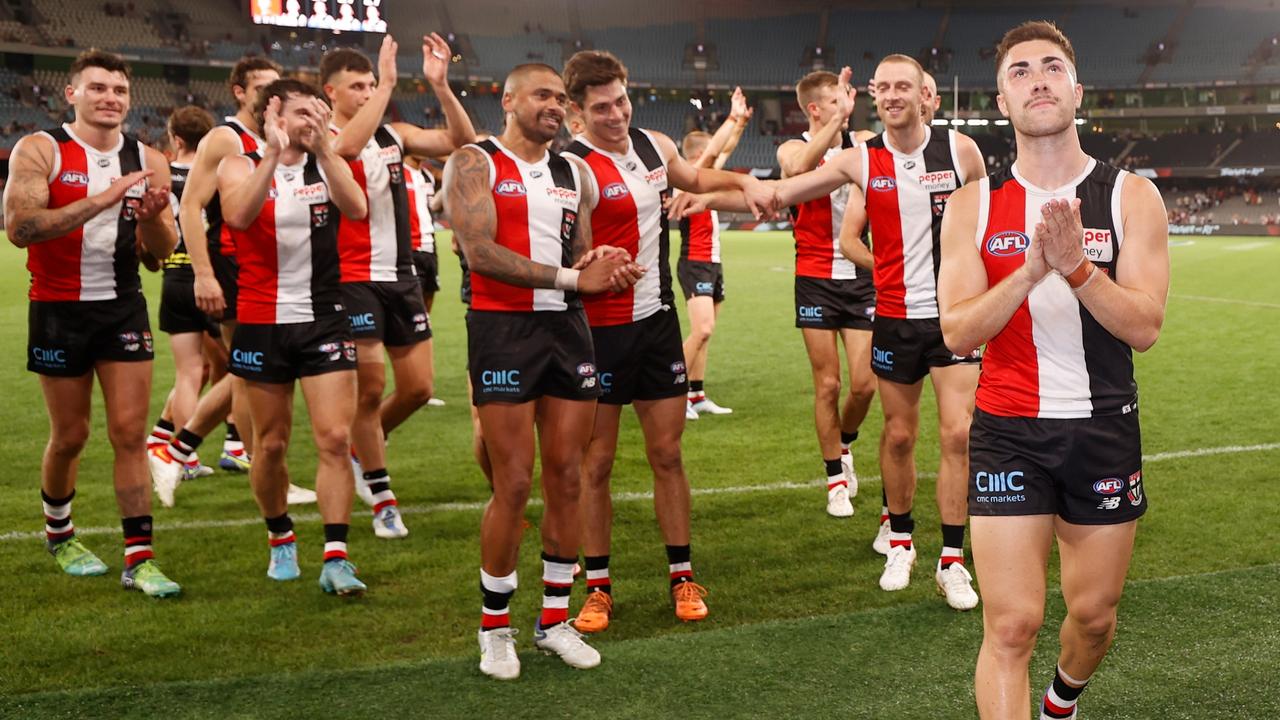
left=869, top=176, right=896, bottom=192
left=495, top=180, right=527, bottom=197
left=798, top=305, right=823, bottom=320
left=872, top=345, right=894, bottom=370
left=986, top=230, right=1029, bottom=257
left=349, top=312, right=376, bottom=329
left=481, top=369, right=521, bottom=393
left=601, top=182, right=630, bottom=200
left=59, top=171, right=89, bottom=187
left=31, top=346, right=67, bottom=366
left=975, top=470, right=1025, bottom=493
left=232, top=348, right=264, bottom=370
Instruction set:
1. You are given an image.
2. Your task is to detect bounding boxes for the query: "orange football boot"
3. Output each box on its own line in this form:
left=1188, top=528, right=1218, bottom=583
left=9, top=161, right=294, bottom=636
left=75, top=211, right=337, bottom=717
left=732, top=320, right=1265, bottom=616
left=573, top=590, right=614, bottom=633
left=672, top=581, right=709, bottom=622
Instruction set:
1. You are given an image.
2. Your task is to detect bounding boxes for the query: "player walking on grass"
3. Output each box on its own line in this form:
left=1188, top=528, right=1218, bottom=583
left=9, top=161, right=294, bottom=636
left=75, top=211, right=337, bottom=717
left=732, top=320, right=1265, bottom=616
left=323, top=35, right=475, bottom=538
left=563, top=50, right=775, bottom=634
left=776, top=67, right=878, bottom=520
left=446, top=63, right=642, bottom=679
left=217, top=79, right=370, bottom=596
left=148, top=106, right=222, bottom=500
left=937, top=21, right=1168, bottom=719
left=678, top=87, right=751, bottom=421
left=148, top=58, right=319, bottom=506
left=4, top=50, right=180, bottom=597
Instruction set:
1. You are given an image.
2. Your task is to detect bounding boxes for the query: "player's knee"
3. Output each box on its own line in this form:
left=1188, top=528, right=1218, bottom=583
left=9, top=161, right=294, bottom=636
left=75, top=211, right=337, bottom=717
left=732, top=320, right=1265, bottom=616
left=987, top=610, right=1044, bottom=653
left=647, top=441, right=684, bottom=478
left=814, top=373, right=841, bottom=403
left=848, top=378, right=876, bottom=405
left=938, top=422, right=971, bottom=458
left=105, top=420, right=146, bottom=453
left=1068, top=604, right=1118, bottom=644
left=490, top=473, right=532, bottom=508
left=356, top=381, right=385, bottom=411
left=313, top=425, right=352, bottom=459
left=881, top=423, right=917, bottom=457
left=48, top=424, right=90, bottom=459
left=253, top=432, right=290, bottom=461
left=401, top=379, right=434, bottom=409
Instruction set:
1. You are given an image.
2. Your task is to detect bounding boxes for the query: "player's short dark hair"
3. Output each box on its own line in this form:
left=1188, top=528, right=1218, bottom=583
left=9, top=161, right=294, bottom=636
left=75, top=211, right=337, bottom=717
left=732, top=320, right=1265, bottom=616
left=562, top=50, right=628, bottom=105
left=319, top=47, right=373, bottom=85
left=69, top=49, right=131, bottom=83
left=228, top=56, right=282, bottom=98
left=795, top=71, right=838, bottom=108
left=995, top=21, right=1076, bottom=78
left=167, top=105, right=215, bottom=149
left=253, top=78, right=327, bottom=131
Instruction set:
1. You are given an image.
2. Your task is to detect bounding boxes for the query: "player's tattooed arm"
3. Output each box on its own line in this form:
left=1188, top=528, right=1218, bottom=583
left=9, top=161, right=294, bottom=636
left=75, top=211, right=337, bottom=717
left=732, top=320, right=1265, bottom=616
left=444, top=146, right=557, bottom=289
left=4, top=134, right=153, bottom=248
left=570, top=159, right=596, bottom=263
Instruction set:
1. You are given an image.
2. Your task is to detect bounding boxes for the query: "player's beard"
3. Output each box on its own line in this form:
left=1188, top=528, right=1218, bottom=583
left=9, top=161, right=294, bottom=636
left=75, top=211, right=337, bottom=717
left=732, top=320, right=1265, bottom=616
left=1014, top=99, right=1075, bottom=138
left=522, top=108, right=563, bottom=144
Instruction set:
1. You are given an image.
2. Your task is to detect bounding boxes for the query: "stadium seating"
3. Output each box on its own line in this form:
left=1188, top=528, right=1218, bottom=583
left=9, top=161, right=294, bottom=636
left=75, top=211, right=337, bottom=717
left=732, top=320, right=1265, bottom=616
left=1126, top=131, right=1233, bottom=167
left=1219, top=130, right=1280, bottom=167
left=1147, top=6, right=1280, bottom=85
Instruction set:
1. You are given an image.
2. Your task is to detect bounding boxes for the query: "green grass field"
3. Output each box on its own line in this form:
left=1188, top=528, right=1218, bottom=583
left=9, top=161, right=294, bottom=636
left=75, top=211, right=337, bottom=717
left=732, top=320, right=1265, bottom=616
left=0, top=231, right=1277, bottom=719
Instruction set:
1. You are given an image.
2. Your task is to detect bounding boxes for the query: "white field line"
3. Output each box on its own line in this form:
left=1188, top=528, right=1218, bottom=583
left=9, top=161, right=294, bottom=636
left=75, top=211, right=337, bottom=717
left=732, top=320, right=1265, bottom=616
left=1171, top=293, right=1280, bottom=310
left=1, top=442, right=1276, bottom=543
left=1222, top=241, right=1272, bottom=251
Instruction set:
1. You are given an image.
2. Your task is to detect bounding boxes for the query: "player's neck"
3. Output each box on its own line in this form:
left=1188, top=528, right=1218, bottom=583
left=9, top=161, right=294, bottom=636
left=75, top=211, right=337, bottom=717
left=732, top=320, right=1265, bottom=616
left=280, top=145, right=306, bottom=166
left=331, top=110, right=353, bottom=129
left=175, top=150, right=196, bottom=164
left=68, top=118, right=121, bottom=153
left=234, top=108, right=260, bottom=136
left=498, top=127, right=548, bottom=164
left=1013, top=130, right=1089, bottom=190
left=884, top=121, right=925, bottom=153
left=584, top=127, right=629, bottom=156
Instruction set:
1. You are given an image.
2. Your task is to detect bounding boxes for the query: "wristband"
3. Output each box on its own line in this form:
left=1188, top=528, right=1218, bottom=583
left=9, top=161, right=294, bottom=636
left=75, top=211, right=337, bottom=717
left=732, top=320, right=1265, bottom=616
left=554, top=267, right=580, bottom=292
left=1066, top=261, right=1097, bottom=293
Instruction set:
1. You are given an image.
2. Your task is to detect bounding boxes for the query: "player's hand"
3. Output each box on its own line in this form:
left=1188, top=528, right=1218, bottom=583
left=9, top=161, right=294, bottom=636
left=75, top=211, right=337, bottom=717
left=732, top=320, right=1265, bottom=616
left=422, top=33, right=452, bottom=87
left=1022, top=221, right=1051, bottom=284
left=194, top=272, right=226, bottom=318
left=263, top=96, right=288, bottom=155
left=577, top=251, right=641, bottom=294
left=836, top=66, right=857, bottom=121
left=742, top=177, right=780, bottom=220
left=572, top=244, right=632, bottom=270
left=1038, top=198, right=1086, bottom=274
left=301, top=97, right=333, bottom=154
left=377, top=34, right=399, bottom=88
left=665, top=191, right=708, bottom=220
left=729, top=86, right=748, bottom=122
left=135, top=185, right=170, bottom=222
left=607, top=261, right=645, bottom=292
left=94, top=169, right=153, bottom=209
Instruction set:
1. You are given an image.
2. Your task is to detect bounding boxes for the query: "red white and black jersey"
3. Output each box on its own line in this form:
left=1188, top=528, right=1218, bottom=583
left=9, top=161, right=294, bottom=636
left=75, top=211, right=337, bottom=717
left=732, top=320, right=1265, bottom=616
left=468, top=138, right=581, bottom=313
left=861, top=127, right=966, bottom=319
left=235, top=152, right=343, bottom=325
left=679, top=208, right=720, bottom=263
left=334, top=124, right=415, bottom=283
left=27, top=124, right=146, bottom=302
left=406, top=164, right=436, bottom=254
left=204, top=117, right=262, bottom=260
left=564, top=127, right=672, bottom=327
left=791, top=130, right=864, bottom=281
left=976, top=158, right=1136, bottom=419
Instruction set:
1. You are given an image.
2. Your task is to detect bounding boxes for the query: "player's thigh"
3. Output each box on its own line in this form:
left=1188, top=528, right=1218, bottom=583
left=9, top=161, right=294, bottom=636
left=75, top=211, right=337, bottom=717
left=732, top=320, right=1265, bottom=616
left=839, top=327, right=874, bottom=392
left=95, top=359, right=154, bottom=434
left=244, top=380, right=295, bottom=446
left=633, top=394, right=687, bottom=450
left=801, top=327, right=841, bottom=382
left=972, top=514, right=1055, bottom=633
left=685, top=295, right=716, bottom=336
left=168, top=332, right=206, bottom=375
left=300, top=369, right=358, bottom=435
left=877, top=376, right=924, bottom=428
left=477, top=401, right=538, bottom=474
left=386, top=337, right=434, bottom=389
left=38, top=373, right=94, bottom=438
left=1055, top=518, right=1136, bottom=616
left=534, top=396, right=597, bottom=472
left=929, top=362, right=980, bottom=424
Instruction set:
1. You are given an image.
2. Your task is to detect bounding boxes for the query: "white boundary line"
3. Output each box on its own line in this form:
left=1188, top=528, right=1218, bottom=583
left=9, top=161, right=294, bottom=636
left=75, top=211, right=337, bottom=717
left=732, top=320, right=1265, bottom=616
left=1, top=442, right=1276, bottom=543
left=1171, top=293, right=1280, bottom=310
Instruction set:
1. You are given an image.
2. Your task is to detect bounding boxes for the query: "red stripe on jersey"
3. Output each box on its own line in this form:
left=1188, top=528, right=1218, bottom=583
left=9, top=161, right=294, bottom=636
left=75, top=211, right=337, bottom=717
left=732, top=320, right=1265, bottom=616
left=218, top=224, right=237, bottom=257
left=29, top=139, right=89, bottom=301
left=579, top=151, right=640, bottom=326
left=406, top=171, right=423, bottom=248
left=236, top=180, right=280, bottom=324
left=865, top=147, right=908, bottom=318
left=471, top=151, right=534, bottom=312
left=685, top=210, right=716, bottom=262
left=976, top=180, right=1041, bottom=417
left=338, top=159, right=373, bottom=283
left=793, top=194, right=834, bottom=278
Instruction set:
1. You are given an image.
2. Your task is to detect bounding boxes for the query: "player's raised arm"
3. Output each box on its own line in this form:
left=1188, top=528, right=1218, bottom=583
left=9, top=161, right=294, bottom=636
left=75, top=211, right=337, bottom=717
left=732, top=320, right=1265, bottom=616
left=777, top=66, right=856, bottom=178
left=937, top=181, right=1043, bottom=356
left=692, top=87, right=750, bottom=170
left=394, top=33, right=478, bottom=158
left=331, top=34, right=398, bottom=161
left=4, top=134, right=153, bottom=248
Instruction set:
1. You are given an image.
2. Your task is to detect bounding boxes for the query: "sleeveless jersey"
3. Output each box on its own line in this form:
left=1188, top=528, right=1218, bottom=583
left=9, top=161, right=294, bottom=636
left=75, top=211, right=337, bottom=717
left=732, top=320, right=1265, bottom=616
left=406, top=165, right=436, bottom=254
left=564, top=127, right=672, bottom=327
left=235, top=152, right=343, bottom=324
left=334, top=124, right=415, bottom=283
left=976, top=158, right=1137, bottom=419
left=791, top=130, right=864, bottom=281
left=28, top=125, right=146, bottom=302
left=202, top=118, right=261, bottom=262
left=163, top=161, right=195, bottom=279
left=679, top=209, right=720, bottom=263
left=468, top=138, right=581, bottom=313
left=861, top=127, right=966, bottom=319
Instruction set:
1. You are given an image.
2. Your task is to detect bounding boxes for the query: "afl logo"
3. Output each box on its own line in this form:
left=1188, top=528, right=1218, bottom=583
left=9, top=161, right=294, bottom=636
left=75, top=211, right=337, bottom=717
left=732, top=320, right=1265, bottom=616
left=495, top=180, right=527, bottom=197
left=869, top=176, right=896, bottom=192
left=602, top=182, right=630, bottom=200
left=986, top=230, right=1029, bottom=257
left=1093, top=478, right=1125, bottom=495
left=59, top=171, right=89, bottom=187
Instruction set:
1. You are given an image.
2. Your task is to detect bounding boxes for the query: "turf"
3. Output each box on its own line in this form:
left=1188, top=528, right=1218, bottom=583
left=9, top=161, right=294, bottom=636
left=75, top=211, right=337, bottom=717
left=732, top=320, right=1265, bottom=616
left=0, top=231, right=1276, bottom=717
